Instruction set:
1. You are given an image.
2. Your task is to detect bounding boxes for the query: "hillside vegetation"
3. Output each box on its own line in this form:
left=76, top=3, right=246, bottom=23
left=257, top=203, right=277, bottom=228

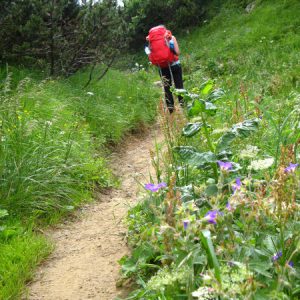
left=120, top=1, right=300, bottom=299
left=0, top=67, right=159, bottom=299
left=0, top=0, right=299, bottom=298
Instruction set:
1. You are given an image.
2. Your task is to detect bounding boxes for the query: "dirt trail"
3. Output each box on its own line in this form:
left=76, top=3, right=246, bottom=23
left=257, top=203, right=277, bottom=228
left=27, top=125, right=162, bottom=300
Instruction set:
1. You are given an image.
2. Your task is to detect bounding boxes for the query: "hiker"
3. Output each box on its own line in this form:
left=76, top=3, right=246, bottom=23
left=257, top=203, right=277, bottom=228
left=145, top=25, right=184, bottom=113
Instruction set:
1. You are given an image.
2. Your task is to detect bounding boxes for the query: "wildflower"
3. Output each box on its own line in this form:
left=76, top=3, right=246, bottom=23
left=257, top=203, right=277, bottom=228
left=204, top=210, right=220, bottom=225
left=239, top=145, right=259, bottom=159
left=45, top=120, right=53, bottom=126
left=226, top=202, right=235, bottom=212
left=144, top=182, right=167, bottom=192
left=248, top=157, right=274, bottom=171
left=272, top=251, right=282, bottom=262
left=192, top=287, right=215, bottom=299
left=232, top=177, right=242, bottom=193
left=287, top=261, right=294, bottom=268
left=183, top=219, right=190, bottom=230
left=200, top=274, right=212, bottom=284
left=218, top=160, right=232, bottom=172
left=284, top=163, right=298, bottom=173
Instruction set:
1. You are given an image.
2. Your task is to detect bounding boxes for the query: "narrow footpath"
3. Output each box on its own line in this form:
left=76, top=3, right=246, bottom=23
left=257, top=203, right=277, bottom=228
left=27, top=125, right=162, bottom=300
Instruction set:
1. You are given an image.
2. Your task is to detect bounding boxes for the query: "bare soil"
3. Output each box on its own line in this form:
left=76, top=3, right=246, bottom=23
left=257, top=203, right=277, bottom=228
left=27, top=125, right=162, bottom=300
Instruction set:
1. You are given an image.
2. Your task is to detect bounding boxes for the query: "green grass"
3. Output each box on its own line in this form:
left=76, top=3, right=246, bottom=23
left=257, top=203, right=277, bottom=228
left=0, top=65, right=160, bottom=298
left=69, top=68, right=160, bottom=143
left=179, top=0, right=300, bottom=156
left=0, top=225, right=52, bottom=300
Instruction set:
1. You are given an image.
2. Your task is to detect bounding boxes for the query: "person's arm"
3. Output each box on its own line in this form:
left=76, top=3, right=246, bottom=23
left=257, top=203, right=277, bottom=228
left=172, top=36, right=180, bottom=56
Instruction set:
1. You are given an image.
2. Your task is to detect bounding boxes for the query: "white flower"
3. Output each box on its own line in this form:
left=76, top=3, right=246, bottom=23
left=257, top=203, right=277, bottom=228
left=248, top=157, right=274, bottom=171
left=192, top=287, right=215, bottom=299
left=45, top=120, right=53, bottom=126
left=239, top=145, right=259, bottom=159
left=86, top=92, right=94, bottom=96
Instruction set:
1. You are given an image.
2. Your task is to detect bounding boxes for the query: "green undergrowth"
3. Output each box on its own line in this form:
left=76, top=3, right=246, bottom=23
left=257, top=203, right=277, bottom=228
left=0, top=65, right=159, bottom=298
left=0, top=224, right=52, bottom=300
left=120, top=1, right=300, bottom=299
left=182, top=0, right=299, bottom=132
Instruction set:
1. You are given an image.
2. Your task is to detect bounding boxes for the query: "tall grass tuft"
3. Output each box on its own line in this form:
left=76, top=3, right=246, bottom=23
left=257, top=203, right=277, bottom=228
left=0, top=64, right=160, bottom=298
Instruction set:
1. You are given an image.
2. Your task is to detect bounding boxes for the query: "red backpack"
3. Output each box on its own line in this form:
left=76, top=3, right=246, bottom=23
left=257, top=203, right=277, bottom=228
left=147, top=26, right=178, bottom=68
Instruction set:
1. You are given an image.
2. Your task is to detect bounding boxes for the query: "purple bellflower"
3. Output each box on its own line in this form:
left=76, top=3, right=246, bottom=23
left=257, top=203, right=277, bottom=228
left=183, top=219, right=190, bottom=230
left=272, top=251, right=282, bottom=262
left=284, top=163, right=299, bottom=173
left=288, top=261, right=294, bottom=268
left=144, top=182, right=167, bottom=192
left=218, top=161, right=232, bottom=172
left=232, top=177, right=242, bottom=193
left=226, top=202, right=234, bottom=212
left=204, top=210, right=221, bottom=225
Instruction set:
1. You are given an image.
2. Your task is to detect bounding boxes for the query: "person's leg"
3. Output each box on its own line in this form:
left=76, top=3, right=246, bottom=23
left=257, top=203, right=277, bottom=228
left=171, top=64, right=184, bottom=107
left=160, top=67, right=174, bottom=113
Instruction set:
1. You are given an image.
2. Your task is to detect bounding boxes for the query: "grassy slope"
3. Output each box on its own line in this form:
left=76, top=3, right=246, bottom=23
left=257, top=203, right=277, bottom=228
left=181, top=0, right=300, bottom=156
left=0, top=67, right=160, bottom=299
left=122, top=0, right=300, bottom=298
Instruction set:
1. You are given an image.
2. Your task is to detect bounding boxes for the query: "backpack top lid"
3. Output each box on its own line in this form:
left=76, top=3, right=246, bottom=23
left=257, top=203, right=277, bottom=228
left=147, top=26, right=178, bottom=68
left=147, top=26, right=172, bottom=41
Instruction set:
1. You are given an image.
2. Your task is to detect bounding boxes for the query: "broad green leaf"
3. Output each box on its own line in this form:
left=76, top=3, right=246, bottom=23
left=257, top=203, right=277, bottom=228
left=249, top=261, right=272, bottom=278
left=187, top=99, right=217, bottom=117
left=217, top=118, right=260, bottom=151
left=217, top=132, right=236, bottom=151
left=177, top=185, right=195, bottom=202
left=200, top=80, right=214, bottom=96
left=207, top=88, right=225, bottom=102
left=216, top=150, right=233, bottom=161
left=174, top=89, right=198, bottom=103
left=205, top=184, right=218, bottom=196
left=188, top=99, right=205, bottom=117
left=182, top=122, right=203, bottom=137
left=173, top=146, right=217, bottom=168
left=262, top=236, right=277, bottom=254
left=200, top=229, right=221, bottom=283
left=204, top=101, right=217, bottom=116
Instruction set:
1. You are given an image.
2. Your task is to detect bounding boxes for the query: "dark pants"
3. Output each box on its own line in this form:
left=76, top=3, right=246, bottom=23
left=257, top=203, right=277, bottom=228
left=160, top=64, right=184, bottom=113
